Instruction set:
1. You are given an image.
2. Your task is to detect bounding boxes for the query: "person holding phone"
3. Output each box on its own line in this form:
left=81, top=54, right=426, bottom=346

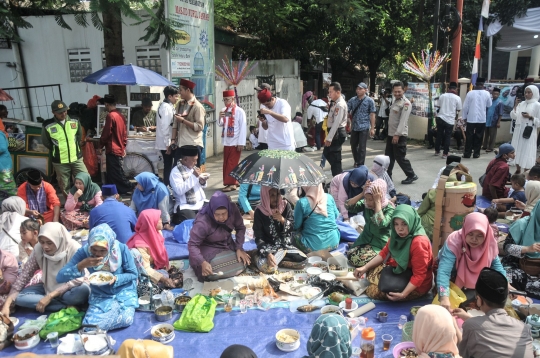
left=257, top=89, right=295, bottom=151
left=510, top=85, right=540, bottom=174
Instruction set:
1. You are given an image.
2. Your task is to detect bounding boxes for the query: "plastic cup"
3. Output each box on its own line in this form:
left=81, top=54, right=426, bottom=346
left=240, top=300, right=248, bottom=313
left=382, top=334, right=393, bottom=351
left=47, top=331, right=59, bottom=348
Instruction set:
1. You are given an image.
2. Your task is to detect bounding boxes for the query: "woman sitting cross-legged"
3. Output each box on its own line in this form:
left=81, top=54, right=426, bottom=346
left=130, top=172, right=173, bottom=231
left=293, top=184, right=340, bottom=253
left=253, top=187, right=307, bottom=273
left=329, top=165, right=372, bottom=222
left=353, top=205, right=433, bottom=301
left=437, top=212, right=506, bottom=310
left=57, top=224, right=138, bottom=331
left=346, top=179, right=395, bottom=267
left=188, top=191, right=250, bottom=282
left=1, top=223, right=90, bottom=316
left=61, top=172, right=103, bottom=230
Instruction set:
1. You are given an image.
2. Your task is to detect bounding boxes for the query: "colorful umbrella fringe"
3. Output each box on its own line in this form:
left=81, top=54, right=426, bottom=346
left=215, top=56, right=258, bottom=103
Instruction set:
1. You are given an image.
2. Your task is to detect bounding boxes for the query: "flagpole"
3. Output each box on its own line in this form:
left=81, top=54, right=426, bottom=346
left=488, top=36, right=493, bottom=82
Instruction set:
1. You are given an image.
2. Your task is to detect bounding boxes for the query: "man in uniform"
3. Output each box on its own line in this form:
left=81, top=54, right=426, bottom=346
left=386, top=81, right=418, bottom=184
left=131, top=97, right=156, bottom=132
left=324, top=82, right=348, bottom=176
left=42, top=100, right=88, bottom=198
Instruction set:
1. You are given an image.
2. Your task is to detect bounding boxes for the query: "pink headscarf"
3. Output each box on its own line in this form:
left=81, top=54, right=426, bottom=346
left=365, top=178, right=392, bottom=208
left=412, top=305, right=461, bottom=358
left=446, top=212, right=498, bottom=289
left=127, top=209, right=169, bottom=270
left=258, top=187, right=286, bottom=217
left=302, top=91, right=313, bottom=109
left=304, top=185, right=328, bottom=217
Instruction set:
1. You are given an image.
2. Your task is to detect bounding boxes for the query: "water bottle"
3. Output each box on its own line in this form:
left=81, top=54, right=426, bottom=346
left=398, top=315, right=408, bottom=330
left=74, top=335, right=85, bottom=355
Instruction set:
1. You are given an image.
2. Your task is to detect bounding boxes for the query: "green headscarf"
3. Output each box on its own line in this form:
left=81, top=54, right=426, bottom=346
left=305, top=314, right=351, bottom=358
left=69, top=172, right=101, bottom=211
left=509, top=200, right=540, bottom=258
left=389, top=205, right=426, bottom=274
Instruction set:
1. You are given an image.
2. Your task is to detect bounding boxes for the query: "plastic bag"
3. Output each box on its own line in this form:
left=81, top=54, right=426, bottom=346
left=39, top=307, right=84, bottom=339
left=172, top=219, right=194, bottom=244
left=82, top=141, right=99, bottom=177
left=432, top=282, right=467, bottom=309
left=173, top=294, right=217, bottom=333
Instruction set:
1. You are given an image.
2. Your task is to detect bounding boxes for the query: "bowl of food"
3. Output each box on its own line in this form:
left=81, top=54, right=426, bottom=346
left=327, top=255, right=348, bottom=276
left=308, top=256, right=322, bottom=264
left=238, top=285, right=252, bottom=299
left=393, top=342, right=417, bottom=358
left=150, top=323, right=175, bottom=343
left=83, top=334, right=110, bottom=355
left=275, top=329, right=300, bottom=352
left=174, top=296, right=192, bottom=312
left=306, top=267, right=323, bottom=278
left=328, top=263, right=348, bottom=277
left=13, top=328, right=40, bottom=350
left=154, top=306, right=173, bottom=322
left=321, top=305, right=342, bottom=315
left=138, top=296, right=151, bottom=310
left=319, top=272, right=336, bottom=281
left=88, top=271, right=115, bottom=286
left=311, top=261, right=329, bottom=272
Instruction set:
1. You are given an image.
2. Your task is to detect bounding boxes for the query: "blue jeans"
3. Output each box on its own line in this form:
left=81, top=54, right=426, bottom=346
left=15, top=283, right=91, bottom=312
left=315, top=122, right=324, bottom=149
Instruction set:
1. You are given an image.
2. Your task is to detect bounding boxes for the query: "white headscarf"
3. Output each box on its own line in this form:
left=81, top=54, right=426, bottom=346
left=371, top=155, right=390, bottom=177
left=526, top=85, right=540, bottom=104
left=0, top=197, right=26, bottom=233
left=33, top=222, right=81, bottom=294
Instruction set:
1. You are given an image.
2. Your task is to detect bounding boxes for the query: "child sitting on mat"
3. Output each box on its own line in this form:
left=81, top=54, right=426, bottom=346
left=490, top=174, right=526, bottom=218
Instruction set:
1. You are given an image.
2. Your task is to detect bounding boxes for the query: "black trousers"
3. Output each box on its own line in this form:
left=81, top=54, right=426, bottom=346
left=350, top=129, right=370, bottom=165
left=257, top=143, right=268, bottom=150
left=435, top=117, right=454, bottom=154
left=106, top=154, right=132, bottom=194
left=323, top=128, right=346, bottom=176
left=375, top=116, right=388, bottom=138
left=171, top=208, right=198, bottom=225
left=385, top=136, right=415, bottom=178
left=464, top=122, right=486, bottom=157
left=427, top=127, right=437, bottom=146
left=453, top=130, right=464, bottom=149
left=160, top=149, right=176, bottom=187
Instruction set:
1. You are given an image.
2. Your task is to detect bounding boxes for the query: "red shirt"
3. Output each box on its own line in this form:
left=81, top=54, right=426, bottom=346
left=100, top=109, right=127, bottom=156
left=17, top=181, right=61, bottom=222
left=378, top=235, right=434, bottom=295
left=482, top=157, right=510, bottom=199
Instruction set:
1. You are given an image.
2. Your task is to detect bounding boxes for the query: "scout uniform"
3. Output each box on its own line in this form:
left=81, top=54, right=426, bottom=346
left=385, top=97, right=416, bottom=181
left=323, top=96, right=348, bottom=176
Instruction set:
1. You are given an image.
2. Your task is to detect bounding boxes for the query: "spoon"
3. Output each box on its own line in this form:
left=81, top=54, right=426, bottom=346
left=212, top=271, right=224, bottom=276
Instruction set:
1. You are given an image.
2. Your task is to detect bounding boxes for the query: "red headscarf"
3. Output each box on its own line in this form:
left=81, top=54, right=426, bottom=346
left=258, top=186, right=286, bottom=217
left=127, top=209, right=169, bottom=270
left=445, top=212, right=498, bottom=289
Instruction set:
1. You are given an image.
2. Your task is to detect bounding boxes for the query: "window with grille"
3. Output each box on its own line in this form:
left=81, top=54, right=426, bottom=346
left=0, top=38, right=11, bottom=49
left=68, top=49, right=92, bottom=83
left=101, top=48, right=125, bottom=68
left=136, top=46, right=162, bottom=75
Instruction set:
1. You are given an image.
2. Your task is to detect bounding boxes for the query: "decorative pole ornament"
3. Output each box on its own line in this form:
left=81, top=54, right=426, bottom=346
left=215, top=56, right=258, bottom=104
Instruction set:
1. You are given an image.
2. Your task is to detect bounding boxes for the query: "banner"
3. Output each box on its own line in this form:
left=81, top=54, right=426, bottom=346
left=168, top=0, right=215, bottom=111
left=484, top=83, right=521, bottom=120
left=405, top=82, right=442, bottom=118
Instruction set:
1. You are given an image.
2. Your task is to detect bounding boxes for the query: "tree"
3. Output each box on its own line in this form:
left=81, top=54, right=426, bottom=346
left=0, top=0, right=181, bottom=104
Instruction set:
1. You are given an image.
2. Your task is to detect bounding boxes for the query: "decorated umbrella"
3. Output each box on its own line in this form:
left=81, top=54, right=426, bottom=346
left=0, top=89, right=13, bottom=101
left=229, top=150, right=327, bottom=189
left=82, top=64, right=174, bottom=86
left=215, top=55, right=258, bottom=104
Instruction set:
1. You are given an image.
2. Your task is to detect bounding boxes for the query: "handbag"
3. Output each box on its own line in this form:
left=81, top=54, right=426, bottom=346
left=519, top=256, right=540, bottom=276
left=378, top=253, right=413, bottom=293
left=523, top=122, right=533, bottom=139
left=298, top=205, right=317, bottom=232
left=173, top=294, right=217, bottom=333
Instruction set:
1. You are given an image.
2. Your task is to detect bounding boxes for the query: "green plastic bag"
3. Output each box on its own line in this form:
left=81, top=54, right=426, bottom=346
left=39, top=307, right=84, bottom=339
left=173, top=294, right=217, bottom=333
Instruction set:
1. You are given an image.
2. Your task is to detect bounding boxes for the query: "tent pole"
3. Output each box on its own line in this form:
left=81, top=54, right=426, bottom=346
left=488, top=36, right=493, bottom=82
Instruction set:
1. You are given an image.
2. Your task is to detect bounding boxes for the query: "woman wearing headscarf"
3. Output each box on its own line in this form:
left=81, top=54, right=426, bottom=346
left=437, top=212, right=505, bottom=310
left=0, top=131, right=16, bottom=200
left=188, top=191, right=249, bottom=282
left=330, top=165, right=372, bottom=221
left=305, top=314, right=352, bottom=358
left=370, top=155, right=396, bottom=199
left=58, top=224, right=138, bottom=331
left=127, top=209, right=175, bottom=294
left=514, top=181, right=540, bottom=218
left=510, top=85, right=540, bottom=174
left=346, top=179, right=395, bottom=267
left=413, top=305, right=462, bottom=358
left=130, top=172, right=173, bottom=231
left=0, top=196, right=27, bottom=258
left=353, top=205, right=433, bottom=301
left=62, top=172, right=103, bottom=230
left=0, top=249, right=18, bottom=314
left=1, top=222, right=90, bottom=316
left=253, top=187, right=307, bottom=273
left=220, top=345, right=258, bottom=358
left=293, top=184, right=340, bottom=253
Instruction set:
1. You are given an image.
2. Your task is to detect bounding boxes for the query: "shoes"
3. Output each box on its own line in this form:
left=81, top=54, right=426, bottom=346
left=434, top=152, right=440, bottom=156
left=473, top=154, right=480, bottom=159
left=486, top=149, right=493, bottom=153
left=427, top=145, right=434, bottom=150
left=462, top=155, right=471, bottom=159
left=481, top=147, right=487, bottom=150
left=442, top=154, right=447, bottom=159
left=401, top=175, right=418, bottom=184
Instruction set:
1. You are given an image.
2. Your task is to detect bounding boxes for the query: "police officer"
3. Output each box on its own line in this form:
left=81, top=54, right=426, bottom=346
left=42, top=100, right=88, bottom=198
left=324, top=82, right=348, bottom=176
left=386, top=81, right=418, bottom=184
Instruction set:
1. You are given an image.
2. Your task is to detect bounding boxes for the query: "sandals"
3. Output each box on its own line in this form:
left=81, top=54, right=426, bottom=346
left=222, top=185, right=237, bottom=192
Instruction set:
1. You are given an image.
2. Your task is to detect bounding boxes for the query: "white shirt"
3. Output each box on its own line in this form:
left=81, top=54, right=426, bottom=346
left=249, top=133, right=259, bottom=148
left=306, top=99, right=327, bottom=124
left=437, top=92, right=462, bottom=125
left=432, top=166, right=466, bottom=189
left=292, top=122, right=307, bottom=148
left=378, top=97, right=390, bottom=117
left=155, top=101, right=175, bottom=150
left=170, top=166, right=207, bottom=211
left=263, top=98, right=295, bottom=150
left=218, top=105, right=247, bottom=147
left=462, top=89, right=492, bottom=124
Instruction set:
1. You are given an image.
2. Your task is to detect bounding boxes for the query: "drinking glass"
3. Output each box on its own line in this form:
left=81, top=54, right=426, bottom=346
left=398, top=315, right=407, bottom=329
left=240, top=300, right=248, bottom=313
left=47, top=332, right=59, bottom=348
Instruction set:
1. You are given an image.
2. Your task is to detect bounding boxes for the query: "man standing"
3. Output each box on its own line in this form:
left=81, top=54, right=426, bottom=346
left=255, top=83, right=271, bottom=150
left=434, top=82, right=462, bottom=159
left=131, top=97, right=156, bottom=132
left=155, top=86, right=180, bottom=186
left=42, top=100, right=88, bottom=198
left=89, top=184, right=137, bottom=244
left=17, top=169, right=60, bottom=223
left=386, top=81, right=418, bottom=184
left=257, top=88, right=295, bottom=151
left=483, top=87, right=504, bottom=153
left=306, top=96, right=328, bottom=150
left=219, top=89, right=246, bottom=192
left=98, top=94, right=132, bottom=194
left=324, top=82, right=348, bottom=176
left=374, top=88, right=391, bottom=140
left=171, top=79, right=206, bottom=166
left=462, top=77, right=492, bottom=158
left=348, top=82, right=376, bottom=167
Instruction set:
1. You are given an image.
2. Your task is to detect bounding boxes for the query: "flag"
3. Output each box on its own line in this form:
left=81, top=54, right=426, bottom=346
left=481, top=0, right=490, bottom=18
left=471, top=16, right=484, bottom=86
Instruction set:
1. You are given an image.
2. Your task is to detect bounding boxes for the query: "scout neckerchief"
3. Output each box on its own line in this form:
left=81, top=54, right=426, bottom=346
left=221, top=103, right=237, bottom=138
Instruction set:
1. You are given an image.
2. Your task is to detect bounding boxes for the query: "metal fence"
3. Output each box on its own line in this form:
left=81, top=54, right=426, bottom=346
left=2, top=84, right=62, bottom=122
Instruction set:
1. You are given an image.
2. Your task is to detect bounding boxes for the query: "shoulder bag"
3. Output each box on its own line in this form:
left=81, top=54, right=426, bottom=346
left=523, top=121, right=534, bottom=139
left=299, top=204, right=317, bottom=232
left=520, top=256, right=540, bottom=276
left=378, top=253, right=413, bottom=294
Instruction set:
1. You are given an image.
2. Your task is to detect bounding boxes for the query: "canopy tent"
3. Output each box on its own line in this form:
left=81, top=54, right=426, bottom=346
left=487, top=7, right=540, bottom=52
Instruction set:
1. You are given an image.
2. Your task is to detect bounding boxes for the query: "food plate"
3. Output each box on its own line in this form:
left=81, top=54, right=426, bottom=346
left=10, top=317, right=19, bottom=326
left=199, top=173, right=211, bottom=179
left=294, top=273, right=308, bottom=284
left=289, top=299, right=326, bottom=313
left=88, top=272, right=115, bottom=286
left=300, top=287, right=322, bottom=300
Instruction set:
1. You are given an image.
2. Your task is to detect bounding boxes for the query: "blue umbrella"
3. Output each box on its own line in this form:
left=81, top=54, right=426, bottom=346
left=82, top=64, right=174, bottom=86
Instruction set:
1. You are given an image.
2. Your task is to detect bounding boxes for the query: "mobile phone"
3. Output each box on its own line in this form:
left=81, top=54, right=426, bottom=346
left=257, top=110, right=262, bottom=117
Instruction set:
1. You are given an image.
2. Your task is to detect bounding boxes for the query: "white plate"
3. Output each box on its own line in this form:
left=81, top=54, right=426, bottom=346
left=308, top=256, right=322, bottom=264
left=88, top=271, right=115, bottom=286
left=319, top=273, right=336, bottom=281
left=339, top=300, right=359, bottom=313
left=200, top=173, right=211, bottom=179
left=300, top=287, right=322, bottom=300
